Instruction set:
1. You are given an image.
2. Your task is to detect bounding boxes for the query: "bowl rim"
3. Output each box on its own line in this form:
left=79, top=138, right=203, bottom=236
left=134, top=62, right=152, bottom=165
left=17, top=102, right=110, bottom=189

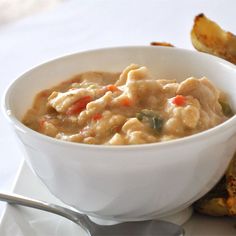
left=3, top=45, right=236, bottom=151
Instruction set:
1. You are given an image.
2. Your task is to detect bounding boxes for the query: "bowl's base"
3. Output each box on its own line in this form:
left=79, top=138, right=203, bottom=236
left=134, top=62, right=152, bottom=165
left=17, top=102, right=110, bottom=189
left=88, top=206, right=193, bottom=226
left=158, top=206, right=193, bottom=225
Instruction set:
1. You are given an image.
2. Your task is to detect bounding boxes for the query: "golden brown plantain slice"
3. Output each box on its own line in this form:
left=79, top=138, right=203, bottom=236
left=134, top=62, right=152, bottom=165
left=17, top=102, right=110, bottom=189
left=150, top=42, right=174, bottom=47
left=226, top=197, right=236, bottom=215
left=226, top=154, right=236, bottom=215
left=194, top=153, right=236, bottom=216
left=195, top=198, right=229, bottom=216
left=191, top=13, right=236, bottom=64
left=226, top=153, right=236, bottom=198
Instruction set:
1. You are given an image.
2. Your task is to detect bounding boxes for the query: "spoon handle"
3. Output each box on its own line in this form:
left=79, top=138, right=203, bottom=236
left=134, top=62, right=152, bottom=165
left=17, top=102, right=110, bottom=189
left=0, top=192, right=90, bottom=232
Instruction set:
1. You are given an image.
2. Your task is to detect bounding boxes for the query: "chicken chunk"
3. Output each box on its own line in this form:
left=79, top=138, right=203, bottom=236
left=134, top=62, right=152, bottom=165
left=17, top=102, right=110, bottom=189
left=177, top=77, right=220, bottom=110
left=115, top=64, right=141, bottom=86
left=78, top=91, right=113, bottom=125
left=48, top=89, right=95, bottom=113
left=177, top=77, right=225, bottom=128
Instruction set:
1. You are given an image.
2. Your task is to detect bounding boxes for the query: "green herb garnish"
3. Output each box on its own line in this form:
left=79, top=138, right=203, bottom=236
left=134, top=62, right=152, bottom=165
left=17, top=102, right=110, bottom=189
left=136, top=109, right=164, bottom=133
left=219, top=101, right=234, bottom=117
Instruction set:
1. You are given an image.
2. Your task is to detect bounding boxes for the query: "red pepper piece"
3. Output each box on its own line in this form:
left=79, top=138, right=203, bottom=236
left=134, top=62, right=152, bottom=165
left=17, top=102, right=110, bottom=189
left=92, top=113, right=102, bottom=121
left=66, top=96, right=92, bottom=115
left=172, top=95, right=186, bottom=106
left=106, top=84, right=120, bottom=92
left=121, top=97, right=133, bottom=107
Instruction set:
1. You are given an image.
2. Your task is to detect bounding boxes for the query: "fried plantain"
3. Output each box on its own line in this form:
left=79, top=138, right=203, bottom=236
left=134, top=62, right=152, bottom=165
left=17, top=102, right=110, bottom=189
left=191, top=13, right=236, bottom=64
left=150, top=42, right=174, bottom=47
left=194, top=153, right=236, bottom=216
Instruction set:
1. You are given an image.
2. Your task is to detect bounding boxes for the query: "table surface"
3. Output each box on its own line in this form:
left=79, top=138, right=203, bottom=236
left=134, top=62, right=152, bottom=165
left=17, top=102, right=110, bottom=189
left=0, top=0, right=63, bottom=26
left=0, top=0, right=236, bottom=219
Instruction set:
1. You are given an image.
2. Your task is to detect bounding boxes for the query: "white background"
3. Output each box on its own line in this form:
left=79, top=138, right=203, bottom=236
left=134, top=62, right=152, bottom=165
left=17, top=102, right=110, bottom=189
left=0, top=0, right=236, bottom=216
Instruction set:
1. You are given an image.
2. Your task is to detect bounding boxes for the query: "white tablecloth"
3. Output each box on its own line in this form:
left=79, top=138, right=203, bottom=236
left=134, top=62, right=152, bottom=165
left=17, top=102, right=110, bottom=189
left=0, top=0, right=236, bottom=216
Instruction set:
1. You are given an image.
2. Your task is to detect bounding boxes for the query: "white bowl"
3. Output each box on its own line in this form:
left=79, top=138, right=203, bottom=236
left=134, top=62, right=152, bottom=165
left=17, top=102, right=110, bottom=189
left=3, top=46, right=236, bottom=224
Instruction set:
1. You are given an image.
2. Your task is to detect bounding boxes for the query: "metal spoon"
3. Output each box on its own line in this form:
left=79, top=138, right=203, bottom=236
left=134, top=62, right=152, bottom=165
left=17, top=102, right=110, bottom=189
left=0, top=192, right=184, bottom=236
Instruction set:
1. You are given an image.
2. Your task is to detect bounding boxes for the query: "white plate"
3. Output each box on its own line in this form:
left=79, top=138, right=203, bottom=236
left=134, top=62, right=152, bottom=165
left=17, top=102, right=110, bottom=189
left=0, top=162, right=235, bottom=236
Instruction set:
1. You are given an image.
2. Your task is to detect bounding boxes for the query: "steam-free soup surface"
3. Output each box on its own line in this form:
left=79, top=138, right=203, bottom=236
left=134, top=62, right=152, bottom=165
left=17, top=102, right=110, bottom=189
left=22, top=64, right=232, bottom=145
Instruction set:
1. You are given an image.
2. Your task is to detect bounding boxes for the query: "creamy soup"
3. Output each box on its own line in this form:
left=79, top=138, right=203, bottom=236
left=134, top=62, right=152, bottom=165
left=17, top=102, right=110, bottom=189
left=22, top=64, right=233, bottom=145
